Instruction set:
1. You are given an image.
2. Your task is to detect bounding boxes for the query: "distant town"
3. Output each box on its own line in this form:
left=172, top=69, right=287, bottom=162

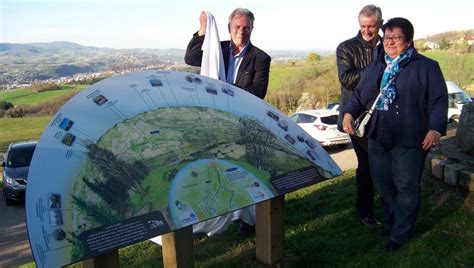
left=2, top=62, right=190, bottom=90
left=0, top=41, right=316, bottom=90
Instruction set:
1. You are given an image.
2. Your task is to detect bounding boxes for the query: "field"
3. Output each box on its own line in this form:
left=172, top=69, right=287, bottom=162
left=0, top=85, right=86, bottom=106
left=268, top=61, right=316, bottom=91
left=422, top=50, right=474, bottom=94
left=0, top=116, right=51, bottom=153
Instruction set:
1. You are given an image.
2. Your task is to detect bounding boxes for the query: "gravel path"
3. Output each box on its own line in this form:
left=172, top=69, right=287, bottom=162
left=0, top=194, right=33, bottom=267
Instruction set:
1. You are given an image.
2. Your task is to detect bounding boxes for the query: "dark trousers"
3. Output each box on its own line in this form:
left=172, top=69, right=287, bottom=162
left=368, top=138, right=427, bottom=244
left=350, top=135, right=374, bottom=218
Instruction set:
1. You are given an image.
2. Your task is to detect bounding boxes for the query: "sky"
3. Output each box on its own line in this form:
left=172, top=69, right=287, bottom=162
left=1, top=0, right=473, bottom=51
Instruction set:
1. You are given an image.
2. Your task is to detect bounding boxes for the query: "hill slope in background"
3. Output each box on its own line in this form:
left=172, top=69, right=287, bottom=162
left=0, top=41, right=325, bottom=88
left=416, top=29, right=474, bottom=42
left=1, top=29, right=472, bottom=88
left=0, top=42, right=186, bottom=87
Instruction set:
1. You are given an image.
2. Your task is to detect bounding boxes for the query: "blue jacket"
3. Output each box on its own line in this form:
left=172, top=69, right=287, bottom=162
left=344, top=49, right=448, bottom=148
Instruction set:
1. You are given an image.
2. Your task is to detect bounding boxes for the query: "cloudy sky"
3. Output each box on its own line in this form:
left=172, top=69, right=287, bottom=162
left=1, top=0, right=473, bottom=50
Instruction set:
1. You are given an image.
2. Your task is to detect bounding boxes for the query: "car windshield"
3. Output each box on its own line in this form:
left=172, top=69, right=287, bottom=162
left=7, top=145, right=36, bottom=168
left=320, top=115, right=338, bottom=125
left=450, top=92, right=472, bottom=104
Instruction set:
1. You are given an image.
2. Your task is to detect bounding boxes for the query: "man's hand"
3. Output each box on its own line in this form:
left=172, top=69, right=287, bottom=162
left=422, top=130, right=441, bottom=151
left=342, top=113, right=355, bottom=135
left=198, top=11, right=207, bottom=36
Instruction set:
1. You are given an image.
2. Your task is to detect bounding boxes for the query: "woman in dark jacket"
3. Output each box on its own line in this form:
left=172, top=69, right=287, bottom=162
left=342, top=17, right=448, bottom=252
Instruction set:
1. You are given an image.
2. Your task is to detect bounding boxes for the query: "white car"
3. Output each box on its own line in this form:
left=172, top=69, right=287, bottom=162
left=290, top=109, right=351, bottom=148
left=446, top=81, right=472, bottom=123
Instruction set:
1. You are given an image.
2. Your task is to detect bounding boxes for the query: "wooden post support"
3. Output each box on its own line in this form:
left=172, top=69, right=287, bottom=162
left=81, top=249, right=120, bottom=268
left=162, top=225, right=195, bottom=268
left=255, top=195, right=285, bottom=266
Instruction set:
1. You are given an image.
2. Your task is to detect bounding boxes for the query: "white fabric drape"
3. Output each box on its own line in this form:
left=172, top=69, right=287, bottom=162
left=200, top=11, right=226, bottom=81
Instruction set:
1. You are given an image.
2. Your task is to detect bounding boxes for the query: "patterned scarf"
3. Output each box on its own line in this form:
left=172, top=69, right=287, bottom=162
left=375, top=47, right=414, bottom=111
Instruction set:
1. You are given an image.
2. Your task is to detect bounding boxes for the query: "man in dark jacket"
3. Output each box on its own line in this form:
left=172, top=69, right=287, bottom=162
left=184, top=8, right=271, bottom=100
left=336, top=4, right=383, bottom=226
left=184, top=8, right=270, bottom=236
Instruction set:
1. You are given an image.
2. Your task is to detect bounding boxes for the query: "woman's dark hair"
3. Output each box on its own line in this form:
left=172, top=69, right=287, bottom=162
left=383, top=17, right=414, bottom=42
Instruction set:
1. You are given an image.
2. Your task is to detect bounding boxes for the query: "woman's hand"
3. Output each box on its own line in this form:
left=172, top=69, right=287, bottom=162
left=422, top=130, right=441, bottom=150
left=342, top=113, right=355, bottom=135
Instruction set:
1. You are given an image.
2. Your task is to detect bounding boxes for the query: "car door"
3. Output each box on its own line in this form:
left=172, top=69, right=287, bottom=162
left=294, top=114, right=319, bottom=138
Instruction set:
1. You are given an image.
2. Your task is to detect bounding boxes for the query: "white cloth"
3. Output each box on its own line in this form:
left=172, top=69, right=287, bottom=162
left=149, top=206, right=256, bottom=245
left=200, top=11, right=226, bottom=81
left=192, top=205, right=256, bottom=236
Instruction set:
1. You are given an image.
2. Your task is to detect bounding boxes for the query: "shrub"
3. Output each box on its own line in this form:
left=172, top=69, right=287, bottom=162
left=30, top=82, right=61, bottom=92
left=0, top=100, right=14, bottom=110
left=5, top=107, right=25, bottom=118
left=2, top=91, right=77, bottom=117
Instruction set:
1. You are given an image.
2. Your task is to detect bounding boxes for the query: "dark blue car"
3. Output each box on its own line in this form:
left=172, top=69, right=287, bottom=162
left=2, top=141, right=37, bottom=205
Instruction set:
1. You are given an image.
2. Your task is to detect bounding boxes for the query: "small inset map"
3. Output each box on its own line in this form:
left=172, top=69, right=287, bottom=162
left=168, top=159, right=274, bottom=228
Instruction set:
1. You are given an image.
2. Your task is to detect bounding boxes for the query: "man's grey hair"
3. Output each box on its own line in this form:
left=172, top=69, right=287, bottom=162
left=228, top=8, right=255, bottom=28
left=358, top=4, right=382, bottom=23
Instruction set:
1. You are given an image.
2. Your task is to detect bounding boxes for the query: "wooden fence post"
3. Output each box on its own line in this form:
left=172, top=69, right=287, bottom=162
left=81, top=249, right=120, bottom=268
left=255, top=195, right=285, bottom=266
left=162, top=225, right=195, bottom=268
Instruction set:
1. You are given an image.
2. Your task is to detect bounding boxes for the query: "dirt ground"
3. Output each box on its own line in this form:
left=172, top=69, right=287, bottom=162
left=0, top=192, right=33, bottom=267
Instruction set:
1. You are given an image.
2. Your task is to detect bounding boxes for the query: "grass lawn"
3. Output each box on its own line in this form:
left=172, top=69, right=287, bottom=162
left=268, top=61, right=325, bottom=91
left=0, top=85, right=86, bottom=106
left=19, top=170, right=473, bottom=267
left=0, top=116, right=51, bottom=153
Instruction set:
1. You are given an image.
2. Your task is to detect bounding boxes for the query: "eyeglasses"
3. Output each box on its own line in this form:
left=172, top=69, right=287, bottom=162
left=230, top=25, right=252, bottom=33
left=383, top=35, right=405, bottom=43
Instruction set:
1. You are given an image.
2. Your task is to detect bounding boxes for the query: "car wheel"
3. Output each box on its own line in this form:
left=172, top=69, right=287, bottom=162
left=3, top=194, right=14, bottom=206
left=337, top=144, right=349, bottom=150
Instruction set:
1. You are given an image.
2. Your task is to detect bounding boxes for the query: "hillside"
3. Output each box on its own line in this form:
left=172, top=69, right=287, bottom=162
left=3, top=29, right=470, bottom=89
left=0, top=42, right=186, bottom=87
left=0, top=42, right=318, bottom=89
left=417, top=29, right=474, bottom=43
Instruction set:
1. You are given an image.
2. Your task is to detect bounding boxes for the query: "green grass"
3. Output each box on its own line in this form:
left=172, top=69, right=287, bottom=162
left=423, top=50, right=474, bottom=71
left=17, top=170, right=470, bottom=268
left=0, top=85, right=86, bottom=106
left=269, top=62, right=311, bottom=90
left=0, top=116, right=51, bottom=153
left=422, top=50, right=474, bottom=93
left=268, top=60, right=327, bottom=91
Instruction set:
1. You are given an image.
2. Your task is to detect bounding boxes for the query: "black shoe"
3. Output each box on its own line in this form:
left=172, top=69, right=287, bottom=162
left=383, top=240, right=401, bottom=252
left=358, top=216, right=382, bottom=227
left=238, top=222, right=255, bottom=237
